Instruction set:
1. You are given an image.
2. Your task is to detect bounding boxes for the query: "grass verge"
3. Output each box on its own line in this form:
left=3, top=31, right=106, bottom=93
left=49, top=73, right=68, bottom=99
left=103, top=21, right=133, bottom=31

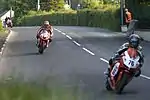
left=0, top=29, right=9, bottom=50
left=0, top=79, right=87, bottom=100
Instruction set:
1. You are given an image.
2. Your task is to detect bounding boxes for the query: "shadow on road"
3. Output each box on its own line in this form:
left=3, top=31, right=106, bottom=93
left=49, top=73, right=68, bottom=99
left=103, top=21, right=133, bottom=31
left=5, top=52, right=39, bottom=57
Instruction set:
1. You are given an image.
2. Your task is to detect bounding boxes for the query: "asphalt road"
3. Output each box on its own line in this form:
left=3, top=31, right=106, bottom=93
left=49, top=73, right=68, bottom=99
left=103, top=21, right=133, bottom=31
left=0, top=26, right=150, bottom=100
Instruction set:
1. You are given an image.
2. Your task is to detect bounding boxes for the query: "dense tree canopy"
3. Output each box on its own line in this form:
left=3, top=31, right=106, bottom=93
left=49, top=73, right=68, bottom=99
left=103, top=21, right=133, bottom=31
left=0, top=0, right=65, bottom=16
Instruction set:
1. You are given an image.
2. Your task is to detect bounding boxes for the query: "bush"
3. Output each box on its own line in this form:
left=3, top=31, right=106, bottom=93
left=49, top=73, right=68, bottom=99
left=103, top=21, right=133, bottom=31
left=82, top=0, right=100, bottom=9
left=15, top=8, right=120, bottom=31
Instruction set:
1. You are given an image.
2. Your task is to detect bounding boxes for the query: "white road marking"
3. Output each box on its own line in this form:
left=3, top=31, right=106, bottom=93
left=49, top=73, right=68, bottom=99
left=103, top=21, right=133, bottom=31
left=61, top=32, right=66, bottom=35
left=57, top=30, right=61, bottom=33
left=54, top=28, right=66, bottom=35
left=100, top=58, right=109, bottom=63
left=2, top=44, right=5, bottom=47
left=100, top=57, right=150, bottom=80
left=54, top=28, right=58, bottom=31
left=82, top=47, right=95, bottom=56
left=73, top=41, right=81, bottom=46
left=54, top=28, right=61, bottom=33
left=66, top=35, right=72, bottom=40
left=140, top=75, right=150, bottom=80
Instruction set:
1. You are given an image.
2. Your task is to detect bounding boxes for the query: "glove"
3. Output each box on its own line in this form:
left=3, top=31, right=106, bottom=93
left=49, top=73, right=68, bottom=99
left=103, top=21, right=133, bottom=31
left=109, top=58, right=114, bottom=65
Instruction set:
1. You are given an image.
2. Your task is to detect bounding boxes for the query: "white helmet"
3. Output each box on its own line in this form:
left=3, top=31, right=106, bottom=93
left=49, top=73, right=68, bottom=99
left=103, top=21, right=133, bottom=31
left=44, top=21, right=49, bottom=25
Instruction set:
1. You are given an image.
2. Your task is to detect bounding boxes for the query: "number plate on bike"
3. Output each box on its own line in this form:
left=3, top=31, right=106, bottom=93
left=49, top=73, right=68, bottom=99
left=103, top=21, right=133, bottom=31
left=111, top=63, right=120, bottom=77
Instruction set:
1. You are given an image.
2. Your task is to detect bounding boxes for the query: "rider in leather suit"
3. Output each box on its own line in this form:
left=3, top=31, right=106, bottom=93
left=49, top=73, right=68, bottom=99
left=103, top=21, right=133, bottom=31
left=105, top=34, right=144, bottom=77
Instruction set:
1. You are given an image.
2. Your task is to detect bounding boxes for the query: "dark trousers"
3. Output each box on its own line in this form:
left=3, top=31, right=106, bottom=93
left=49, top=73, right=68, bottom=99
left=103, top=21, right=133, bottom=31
left=126, top=23, right=129, bottom=28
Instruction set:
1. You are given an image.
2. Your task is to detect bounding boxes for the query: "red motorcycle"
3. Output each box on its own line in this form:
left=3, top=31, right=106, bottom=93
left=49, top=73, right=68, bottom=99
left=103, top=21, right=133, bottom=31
left=105, top=47, right=141, bottom=94
left=38, top=30, right=51, bottom=54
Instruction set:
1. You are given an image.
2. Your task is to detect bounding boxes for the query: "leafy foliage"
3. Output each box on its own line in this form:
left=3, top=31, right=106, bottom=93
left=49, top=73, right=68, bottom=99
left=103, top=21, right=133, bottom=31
left=49, top=0, right=65, bottom=11
left=0, top=0, right=65, bottom=17
left=82, top=0, right=100, bottom=9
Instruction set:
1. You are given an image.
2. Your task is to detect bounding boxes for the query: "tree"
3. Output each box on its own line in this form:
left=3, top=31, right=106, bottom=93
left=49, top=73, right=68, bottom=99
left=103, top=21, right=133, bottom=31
left=49, top=0, right=65, bottom=11
left=82, top=0, right=100, bottom=9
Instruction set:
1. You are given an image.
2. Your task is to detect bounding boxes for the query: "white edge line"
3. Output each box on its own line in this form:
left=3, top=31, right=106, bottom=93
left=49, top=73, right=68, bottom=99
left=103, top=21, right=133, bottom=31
left=66, top=35, right=72, bottom=40
left=73, top=41, right=81, bottom=46
left=100, top=57, right=150, bottom=80
left=82, top=47, right=95, bottom=56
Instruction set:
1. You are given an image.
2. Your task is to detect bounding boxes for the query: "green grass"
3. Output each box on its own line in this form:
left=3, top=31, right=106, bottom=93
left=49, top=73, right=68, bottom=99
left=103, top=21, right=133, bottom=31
left=0, top=78, right=88, bottom=100
left=0, top=30, right=9, bottom=37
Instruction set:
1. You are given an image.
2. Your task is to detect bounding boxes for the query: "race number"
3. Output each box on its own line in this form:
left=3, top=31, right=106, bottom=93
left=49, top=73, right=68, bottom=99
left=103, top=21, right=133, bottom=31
left=123, top=58, right=138, bottom=68
left=128, top=60, right=134, bottom=67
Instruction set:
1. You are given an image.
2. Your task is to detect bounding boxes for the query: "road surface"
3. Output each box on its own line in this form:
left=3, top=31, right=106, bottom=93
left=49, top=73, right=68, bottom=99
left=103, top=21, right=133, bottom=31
left=0, top=26, right=150, bottom=100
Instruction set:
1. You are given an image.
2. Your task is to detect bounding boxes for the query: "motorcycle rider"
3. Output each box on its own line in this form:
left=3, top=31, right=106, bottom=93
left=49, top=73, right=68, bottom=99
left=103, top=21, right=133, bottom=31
left=5, top=17, right=12, bottom=27
left=105, top=34, right=144, bottom=77
left=36, top=20, right=53, bottom=47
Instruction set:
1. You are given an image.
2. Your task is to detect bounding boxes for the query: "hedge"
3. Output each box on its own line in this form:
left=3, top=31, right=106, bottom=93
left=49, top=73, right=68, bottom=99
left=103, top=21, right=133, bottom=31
left=15, top=9, right=120, bottom=31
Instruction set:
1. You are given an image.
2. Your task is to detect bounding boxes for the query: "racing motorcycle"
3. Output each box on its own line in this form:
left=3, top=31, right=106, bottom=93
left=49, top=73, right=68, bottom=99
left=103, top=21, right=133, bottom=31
left=105, top=47, right=141, bottom=94
left=37, top=30, right=51, bottom=54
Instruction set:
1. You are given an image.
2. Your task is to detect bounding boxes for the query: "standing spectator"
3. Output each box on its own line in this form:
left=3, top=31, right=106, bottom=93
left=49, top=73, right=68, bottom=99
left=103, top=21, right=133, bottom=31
left=125, top=8, right=132, bottom=28
left=5, top=17, right=8, bottom=24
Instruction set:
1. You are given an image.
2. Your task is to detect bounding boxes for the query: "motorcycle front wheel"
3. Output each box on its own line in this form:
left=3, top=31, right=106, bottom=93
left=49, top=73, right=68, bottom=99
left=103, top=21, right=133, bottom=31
left=105, top=76, right=112, bottom=91
left=115, top=73, right=129, bottom=94
left=38, top=42, right=44, bottom=54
